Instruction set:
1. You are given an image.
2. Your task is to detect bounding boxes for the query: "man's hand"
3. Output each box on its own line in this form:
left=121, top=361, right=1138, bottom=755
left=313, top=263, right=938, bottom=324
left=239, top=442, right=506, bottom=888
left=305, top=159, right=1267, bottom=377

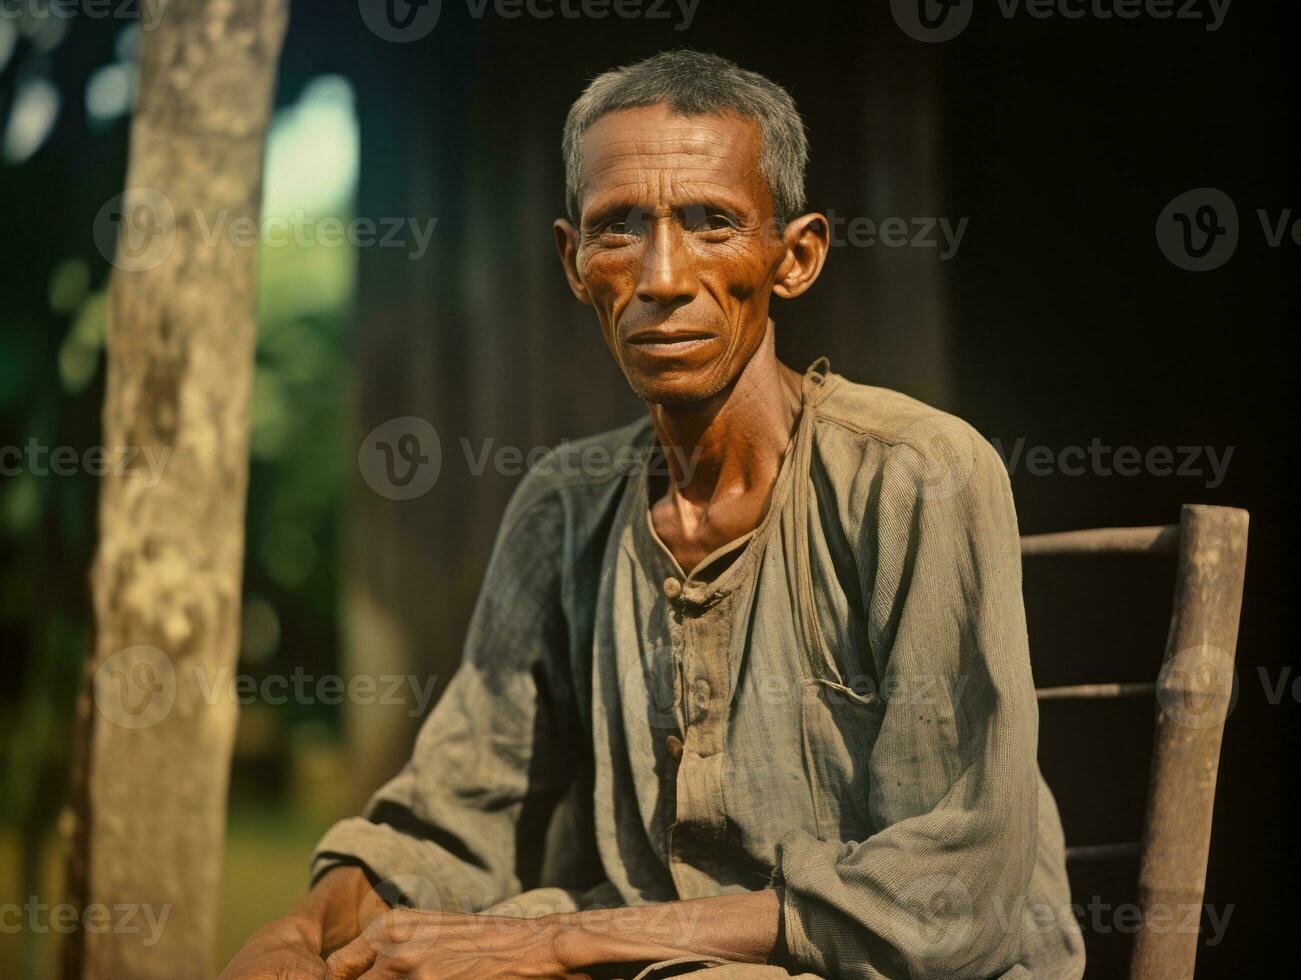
left=218, top=916, right=328, bottom=979
left=323, top=889, right=782, bottom=979
left=323, top=909, right=612, bottom=979
left=220, top=866, right=388, bottom=979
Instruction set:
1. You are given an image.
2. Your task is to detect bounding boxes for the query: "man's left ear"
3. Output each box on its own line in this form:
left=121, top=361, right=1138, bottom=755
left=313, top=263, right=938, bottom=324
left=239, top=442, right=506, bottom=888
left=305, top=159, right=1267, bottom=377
left=773, top=212, right=830, bottom=300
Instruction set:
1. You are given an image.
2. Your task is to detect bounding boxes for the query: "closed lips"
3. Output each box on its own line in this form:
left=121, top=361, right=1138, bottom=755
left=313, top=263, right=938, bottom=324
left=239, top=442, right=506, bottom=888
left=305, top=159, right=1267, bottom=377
left=625, top=330, right=716, bottom=346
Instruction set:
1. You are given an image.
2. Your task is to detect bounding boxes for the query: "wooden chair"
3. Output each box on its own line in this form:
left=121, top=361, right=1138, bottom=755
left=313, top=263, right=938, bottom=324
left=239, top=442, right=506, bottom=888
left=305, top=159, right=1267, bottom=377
left=1021, top=504, right=1249, bottom=980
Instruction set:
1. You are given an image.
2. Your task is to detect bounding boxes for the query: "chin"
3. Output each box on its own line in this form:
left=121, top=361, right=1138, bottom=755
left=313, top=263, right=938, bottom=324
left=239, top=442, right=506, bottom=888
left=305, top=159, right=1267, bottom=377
left=624, top=362, right=732, bottom=406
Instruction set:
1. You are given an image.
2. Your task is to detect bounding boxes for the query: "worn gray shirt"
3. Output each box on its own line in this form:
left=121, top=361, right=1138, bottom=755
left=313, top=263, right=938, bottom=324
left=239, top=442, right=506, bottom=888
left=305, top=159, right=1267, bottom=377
left=313, top=361, right=1085, bottom=978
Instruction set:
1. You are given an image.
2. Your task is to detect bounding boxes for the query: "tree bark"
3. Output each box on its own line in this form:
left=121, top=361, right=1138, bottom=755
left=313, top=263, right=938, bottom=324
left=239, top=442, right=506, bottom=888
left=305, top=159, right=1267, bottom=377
left=65, top=2, right=288, bottom=978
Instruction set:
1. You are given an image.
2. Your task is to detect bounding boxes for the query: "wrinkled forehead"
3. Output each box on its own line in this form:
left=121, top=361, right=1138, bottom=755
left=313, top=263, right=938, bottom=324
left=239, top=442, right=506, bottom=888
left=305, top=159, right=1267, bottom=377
left=578, top=106, right=770, bottom=217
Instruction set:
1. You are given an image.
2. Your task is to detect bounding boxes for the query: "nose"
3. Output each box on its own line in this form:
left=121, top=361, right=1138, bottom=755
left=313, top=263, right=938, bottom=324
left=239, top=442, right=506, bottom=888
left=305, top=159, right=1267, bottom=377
left=635, top=219, right=696, bottom=307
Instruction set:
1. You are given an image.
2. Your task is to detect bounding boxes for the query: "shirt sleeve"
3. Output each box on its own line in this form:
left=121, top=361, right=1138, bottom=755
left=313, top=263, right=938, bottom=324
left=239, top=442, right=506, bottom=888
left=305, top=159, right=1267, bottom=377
left=777, top=417, right=1039, bottom=978
left=309, top=473, right=578, bottom=914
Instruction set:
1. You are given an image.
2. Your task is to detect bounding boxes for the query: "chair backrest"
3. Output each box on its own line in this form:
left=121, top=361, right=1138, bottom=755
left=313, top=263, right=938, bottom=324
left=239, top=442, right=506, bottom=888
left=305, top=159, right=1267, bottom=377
left=1021, top=504, right=1249, bottom=980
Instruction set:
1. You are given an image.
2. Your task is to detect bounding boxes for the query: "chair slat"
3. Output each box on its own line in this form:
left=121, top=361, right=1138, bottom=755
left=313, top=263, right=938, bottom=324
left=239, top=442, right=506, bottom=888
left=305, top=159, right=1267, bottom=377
left=1037, top=682, right=1155, bottom=701
left=1021, top=524, right=1178, bottom=556
left=1066, top=841, right=1141, bottom=862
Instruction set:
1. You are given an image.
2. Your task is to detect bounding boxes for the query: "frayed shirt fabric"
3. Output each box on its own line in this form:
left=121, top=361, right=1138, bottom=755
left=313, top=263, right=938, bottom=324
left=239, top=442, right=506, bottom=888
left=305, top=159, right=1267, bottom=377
left=313, top=362, right=1086, bottom=979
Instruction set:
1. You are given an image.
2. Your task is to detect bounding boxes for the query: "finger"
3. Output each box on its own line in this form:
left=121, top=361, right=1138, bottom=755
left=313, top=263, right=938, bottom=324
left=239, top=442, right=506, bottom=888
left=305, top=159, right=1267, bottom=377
left=324, top=932, right=380, bottom=980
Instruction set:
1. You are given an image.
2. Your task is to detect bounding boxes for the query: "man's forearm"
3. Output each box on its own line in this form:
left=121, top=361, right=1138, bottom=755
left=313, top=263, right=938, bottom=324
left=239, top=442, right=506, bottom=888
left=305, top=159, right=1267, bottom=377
left=554, top=887, right=782, bottom=969
left=290, top=865, right=390, bottom=955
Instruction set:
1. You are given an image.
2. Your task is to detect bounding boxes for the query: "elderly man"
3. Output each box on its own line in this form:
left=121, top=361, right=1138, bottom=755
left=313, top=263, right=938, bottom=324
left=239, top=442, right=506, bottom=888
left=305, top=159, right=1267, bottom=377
left=223, top=50, right=1085, bottom=979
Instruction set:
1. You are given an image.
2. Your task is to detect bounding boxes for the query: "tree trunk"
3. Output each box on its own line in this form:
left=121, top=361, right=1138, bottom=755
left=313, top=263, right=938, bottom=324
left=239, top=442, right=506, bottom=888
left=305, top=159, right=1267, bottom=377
left=64, top=3, right=288, bottom=977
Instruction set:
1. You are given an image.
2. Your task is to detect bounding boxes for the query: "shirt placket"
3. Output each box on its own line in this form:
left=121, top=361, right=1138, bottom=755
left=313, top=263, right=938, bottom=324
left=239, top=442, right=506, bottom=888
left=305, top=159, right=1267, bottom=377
left=662, top=575, right=736, bottom=898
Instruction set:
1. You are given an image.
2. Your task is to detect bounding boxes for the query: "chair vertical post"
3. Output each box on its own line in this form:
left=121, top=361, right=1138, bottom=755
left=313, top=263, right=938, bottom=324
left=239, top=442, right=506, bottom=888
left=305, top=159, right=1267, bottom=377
left=1130, top=505, right=1249, bottom=980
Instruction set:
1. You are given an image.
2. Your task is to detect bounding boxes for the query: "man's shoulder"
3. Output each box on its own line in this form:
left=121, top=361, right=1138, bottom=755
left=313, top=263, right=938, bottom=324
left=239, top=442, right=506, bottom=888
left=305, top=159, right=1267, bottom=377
left=817, top=372, right=982, bottom=451
left=815, top=372, right=1006, bottom=499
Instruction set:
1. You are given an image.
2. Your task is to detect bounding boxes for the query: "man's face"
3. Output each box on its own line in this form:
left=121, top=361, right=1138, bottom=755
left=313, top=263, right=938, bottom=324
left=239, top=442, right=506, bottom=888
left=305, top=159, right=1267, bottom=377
left=557, top=105, right=793, bottom=405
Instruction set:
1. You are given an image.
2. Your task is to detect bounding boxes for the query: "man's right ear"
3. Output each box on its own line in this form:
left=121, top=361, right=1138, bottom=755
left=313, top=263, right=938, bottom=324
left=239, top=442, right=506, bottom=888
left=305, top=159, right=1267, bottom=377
left=553, top=219, right=592, bottom=305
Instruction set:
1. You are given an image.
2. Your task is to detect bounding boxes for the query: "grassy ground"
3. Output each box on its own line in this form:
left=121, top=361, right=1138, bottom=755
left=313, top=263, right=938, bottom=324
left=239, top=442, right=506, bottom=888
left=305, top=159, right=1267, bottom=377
left=0, top=805, right=338, bottom=979
left=215, top=806, right=338, bottom=967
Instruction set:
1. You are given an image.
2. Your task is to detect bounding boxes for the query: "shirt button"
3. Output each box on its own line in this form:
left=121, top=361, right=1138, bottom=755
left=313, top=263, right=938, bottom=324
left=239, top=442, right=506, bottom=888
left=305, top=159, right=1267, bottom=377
left=690, top=677, right=711, bottom=718
left=663, top=576, right=682, bottom=599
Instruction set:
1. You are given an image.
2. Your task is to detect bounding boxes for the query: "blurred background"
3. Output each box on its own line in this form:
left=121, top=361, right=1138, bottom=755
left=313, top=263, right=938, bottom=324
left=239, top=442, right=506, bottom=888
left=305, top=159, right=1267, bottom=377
left=0, top=0, right=1295, bottom=975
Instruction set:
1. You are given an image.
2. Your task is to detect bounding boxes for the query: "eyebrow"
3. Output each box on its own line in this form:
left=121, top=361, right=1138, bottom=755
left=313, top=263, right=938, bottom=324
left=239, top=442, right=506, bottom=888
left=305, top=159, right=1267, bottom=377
left=581, top=191, right=754, bottom=229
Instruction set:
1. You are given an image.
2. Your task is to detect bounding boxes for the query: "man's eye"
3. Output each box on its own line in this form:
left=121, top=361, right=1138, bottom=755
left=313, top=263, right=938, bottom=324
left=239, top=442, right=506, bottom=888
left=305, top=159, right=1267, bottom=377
left=599, top=214, right=645, bottom=237
left=687, top=211, right=736, bottom=233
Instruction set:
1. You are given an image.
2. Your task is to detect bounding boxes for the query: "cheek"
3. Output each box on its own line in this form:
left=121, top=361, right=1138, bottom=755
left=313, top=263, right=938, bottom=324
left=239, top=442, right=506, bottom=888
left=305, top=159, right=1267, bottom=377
left=579, top=248, right=637, bottom=304
left=705, top=241, right=778, bottom=302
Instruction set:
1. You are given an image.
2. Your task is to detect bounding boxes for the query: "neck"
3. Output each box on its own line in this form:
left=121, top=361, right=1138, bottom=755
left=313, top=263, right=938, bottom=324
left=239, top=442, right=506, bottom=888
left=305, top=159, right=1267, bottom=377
left=646, top=322, right=803, bottom=508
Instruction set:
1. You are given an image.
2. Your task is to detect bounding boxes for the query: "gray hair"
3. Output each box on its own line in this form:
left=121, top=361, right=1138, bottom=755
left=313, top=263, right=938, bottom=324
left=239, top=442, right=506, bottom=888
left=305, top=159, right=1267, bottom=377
left=561, top=50, right=809, bottom=225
